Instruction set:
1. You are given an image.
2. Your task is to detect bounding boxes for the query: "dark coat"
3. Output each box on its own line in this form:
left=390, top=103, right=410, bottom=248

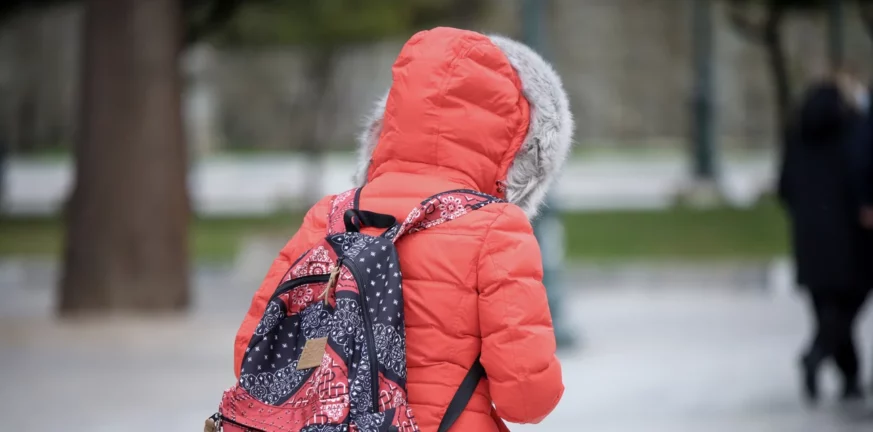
left=778, top=83, right=873, bottom=290
left=852, top=92, right=873, bottom=208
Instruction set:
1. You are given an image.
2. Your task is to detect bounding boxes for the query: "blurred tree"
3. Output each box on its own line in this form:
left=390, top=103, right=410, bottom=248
left=207, top=0, right=485, bottom=206
left=725, top=0, right=873, bottom=138
left=859, top=0, right=873, bottom=41
left=0, top=0, right=484, bottom=313
left=0, top=0, right=247, bottom=314
left=725, top=0, right=792, bottom=137
left=59, top=0, right=191, bottom=314
left=0, top=0, right=246, bottom=38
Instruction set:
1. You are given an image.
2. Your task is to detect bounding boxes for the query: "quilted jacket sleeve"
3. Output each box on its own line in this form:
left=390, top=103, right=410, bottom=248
left=233, top=195, right=333, bottom=376
left=477, top=204, right=564, bottom=424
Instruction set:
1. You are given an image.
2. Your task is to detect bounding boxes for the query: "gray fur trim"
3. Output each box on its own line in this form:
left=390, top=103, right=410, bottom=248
left=487, top=34, right=574, bottom=218
left=353, top=34, right=574, bottom=219
left=353, top=92, right=388, bottom=186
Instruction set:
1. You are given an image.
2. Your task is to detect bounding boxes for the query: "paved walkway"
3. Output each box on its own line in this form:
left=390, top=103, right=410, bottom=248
left=3, top=267, right=873, bottom=431
left=2, top=152, right=775, bottom=215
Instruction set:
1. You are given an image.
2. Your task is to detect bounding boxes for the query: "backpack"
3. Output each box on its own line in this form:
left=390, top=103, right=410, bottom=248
left=208, top=188, right=502, bottom=432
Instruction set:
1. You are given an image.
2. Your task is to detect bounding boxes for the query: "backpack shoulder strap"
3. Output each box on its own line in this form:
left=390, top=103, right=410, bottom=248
left=326, top=188, right=362, bottom=235
left=387, top=189, right=502, bottom=430
left=375, top=189, right=502, bottom=430
left=327, top=187, right=398, bottom=236
left=437, top=357, right=486, bottom=432
left=383, top=189, right=504, bottom=243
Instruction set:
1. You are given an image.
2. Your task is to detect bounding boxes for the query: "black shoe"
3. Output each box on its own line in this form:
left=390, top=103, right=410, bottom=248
left=800, top=355, right=819, bottom=403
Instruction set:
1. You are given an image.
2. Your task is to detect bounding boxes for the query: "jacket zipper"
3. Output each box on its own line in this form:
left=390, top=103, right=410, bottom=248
left=345, top=260, right=380, bottom=412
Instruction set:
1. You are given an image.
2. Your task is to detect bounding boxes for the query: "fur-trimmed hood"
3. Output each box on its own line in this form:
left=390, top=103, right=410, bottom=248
left=354, top=27, right=574, bottom=218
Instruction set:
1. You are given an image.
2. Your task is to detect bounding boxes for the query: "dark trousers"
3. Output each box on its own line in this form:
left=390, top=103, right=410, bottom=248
left=805, top=288, right=869, bottom=382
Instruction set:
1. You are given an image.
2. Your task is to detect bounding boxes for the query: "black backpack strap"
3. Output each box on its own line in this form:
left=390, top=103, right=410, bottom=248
left=437, top=357, right=486, bottom=432
left=343, top=209, right=397, bottom=233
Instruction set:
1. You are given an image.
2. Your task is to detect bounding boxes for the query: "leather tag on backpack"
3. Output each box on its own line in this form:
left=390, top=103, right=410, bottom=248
left=296, top=337, right=328, bottom=370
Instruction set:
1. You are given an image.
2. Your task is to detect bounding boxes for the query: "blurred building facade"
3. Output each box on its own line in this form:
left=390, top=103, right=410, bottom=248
left=1, top=0, right=871, bottom=157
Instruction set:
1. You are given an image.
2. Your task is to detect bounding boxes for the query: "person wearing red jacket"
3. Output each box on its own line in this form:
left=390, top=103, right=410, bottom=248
left=235, top=27, right=574, bottom=431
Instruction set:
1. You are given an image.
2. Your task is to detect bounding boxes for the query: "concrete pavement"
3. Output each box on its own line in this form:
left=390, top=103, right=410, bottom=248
left=2, top=260, right=872, bottom=431
left=516, top=289, right=873, bottom=432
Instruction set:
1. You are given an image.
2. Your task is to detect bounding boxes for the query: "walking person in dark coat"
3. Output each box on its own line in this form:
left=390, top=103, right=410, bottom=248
left=778, top=72, right=872, bottom=403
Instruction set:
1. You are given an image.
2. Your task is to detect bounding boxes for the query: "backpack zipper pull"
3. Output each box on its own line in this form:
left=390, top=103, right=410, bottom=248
left=321, top=263, right=341, bottom=304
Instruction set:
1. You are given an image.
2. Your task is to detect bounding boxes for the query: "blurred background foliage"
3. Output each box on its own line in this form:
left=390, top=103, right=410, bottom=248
left=1, top=0, right=870, bottom=267
left=203, top=0, right=485, bottom=47
left=1, top=199, right=787, bottom=262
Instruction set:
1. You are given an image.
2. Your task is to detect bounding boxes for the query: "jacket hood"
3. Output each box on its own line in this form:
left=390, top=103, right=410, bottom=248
left=354, top=27, right=574, bottom=219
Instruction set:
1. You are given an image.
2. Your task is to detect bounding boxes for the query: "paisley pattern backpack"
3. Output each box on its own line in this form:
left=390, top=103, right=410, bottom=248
left=207, top=188, right=501, bottom=432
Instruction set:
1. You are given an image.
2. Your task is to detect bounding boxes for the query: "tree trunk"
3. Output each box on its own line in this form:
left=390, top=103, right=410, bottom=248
left=60, top=0, right=190, bottom=314
left=763, top=4, right=790, bottom=138
left=858, top=0, right=873, bottom=43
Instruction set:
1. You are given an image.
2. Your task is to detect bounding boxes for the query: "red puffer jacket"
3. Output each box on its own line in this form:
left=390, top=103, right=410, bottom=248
left=235, top=27, right=575, bottom=431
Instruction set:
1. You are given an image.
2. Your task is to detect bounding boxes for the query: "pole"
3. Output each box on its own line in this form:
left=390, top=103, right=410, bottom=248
left=691, top=0, right=715, bottom=182
left=521, top=0, right=575, bottom=349
left=828, top=0, right=844, bottom=69
left=0, top=136, right=5, bottom=212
